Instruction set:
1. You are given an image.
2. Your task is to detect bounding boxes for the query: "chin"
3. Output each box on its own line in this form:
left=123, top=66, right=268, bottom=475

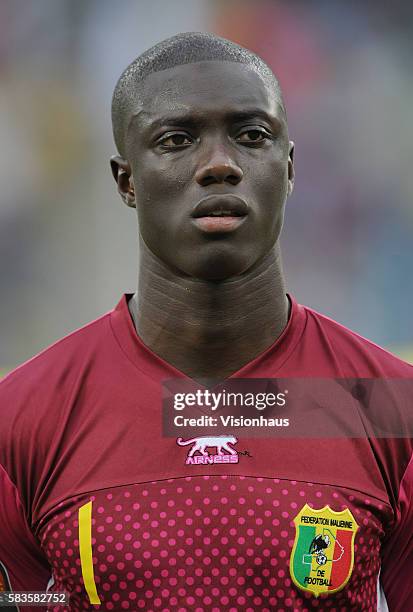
left=184, top=252, right=254, bottom=282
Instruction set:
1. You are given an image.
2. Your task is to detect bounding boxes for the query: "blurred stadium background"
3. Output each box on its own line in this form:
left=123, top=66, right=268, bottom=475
left=0, top=0, right=412, bottom=376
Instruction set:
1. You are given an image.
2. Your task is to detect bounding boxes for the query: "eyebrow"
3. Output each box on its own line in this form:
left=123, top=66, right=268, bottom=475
left=139, top=107, right=284, bottom=132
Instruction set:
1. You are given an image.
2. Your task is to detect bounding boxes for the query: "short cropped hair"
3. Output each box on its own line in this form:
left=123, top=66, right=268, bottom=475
left=111, top=31, right=284, bottom=156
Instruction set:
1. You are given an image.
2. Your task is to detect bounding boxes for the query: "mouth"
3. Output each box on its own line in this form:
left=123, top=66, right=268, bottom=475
left=191, top=194, right=248, bottom=234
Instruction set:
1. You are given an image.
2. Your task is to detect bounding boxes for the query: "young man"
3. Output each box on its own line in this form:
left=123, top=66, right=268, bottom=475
left=0, top=32, right=412, bottom=611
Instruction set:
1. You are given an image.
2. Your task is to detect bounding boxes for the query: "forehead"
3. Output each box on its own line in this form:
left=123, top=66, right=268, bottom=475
left=131, top=61, right=284, bottom=129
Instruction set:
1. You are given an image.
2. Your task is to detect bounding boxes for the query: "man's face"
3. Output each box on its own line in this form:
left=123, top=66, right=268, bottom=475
left=114, top=61, right=294, bottom=280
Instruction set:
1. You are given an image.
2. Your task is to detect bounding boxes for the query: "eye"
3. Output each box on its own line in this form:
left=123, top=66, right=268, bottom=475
left=159, top=133, right=193, bottom=148
left=236, top=129, right=271, bottom=144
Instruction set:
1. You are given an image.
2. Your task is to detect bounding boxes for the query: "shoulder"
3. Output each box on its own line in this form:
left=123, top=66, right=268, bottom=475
left=0, top=307, right=116, bottom=455
left=0, top=300, right=126, bottom=512
left=0, top=309, right=112, bottom=395
left=298, top=300, right=413, bottom=377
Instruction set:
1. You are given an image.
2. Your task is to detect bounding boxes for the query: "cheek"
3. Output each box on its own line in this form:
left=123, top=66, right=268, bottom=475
left=253, top=160, right=288, bottom=211
left=133, top=175, right=186, bottom=246
left=134, top=163, right=194, bottom=238
left=252, top=161, right=289, bottom=245
left=134, top=156, right=192, bottom=203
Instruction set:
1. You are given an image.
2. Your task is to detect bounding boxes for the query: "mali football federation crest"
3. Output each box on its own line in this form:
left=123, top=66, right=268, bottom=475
left=290, top=504, right=359, bottom=598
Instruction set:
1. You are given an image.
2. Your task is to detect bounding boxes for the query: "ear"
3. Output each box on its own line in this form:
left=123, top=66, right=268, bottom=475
left=110, top=155, right=136, bottom=208
left=287, top=141, right=295, bottom=196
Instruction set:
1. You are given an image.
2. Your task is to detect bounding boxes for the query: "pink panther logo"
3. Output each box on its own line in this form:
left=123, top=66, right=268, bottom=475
left=176, top=435, right=239, bottom=465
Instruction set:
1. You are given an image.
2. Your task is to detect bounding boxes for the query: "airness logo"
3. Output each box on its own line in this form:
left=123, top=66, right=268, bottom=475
left=290, top=504, right=359, bottom=597
left=176, top=435, right=239, bottom=465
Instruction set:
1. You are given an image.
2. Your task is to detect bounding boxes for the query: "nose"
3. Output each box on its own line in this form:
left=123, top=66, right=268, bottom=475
left=195, top=141, right=243, bottom=187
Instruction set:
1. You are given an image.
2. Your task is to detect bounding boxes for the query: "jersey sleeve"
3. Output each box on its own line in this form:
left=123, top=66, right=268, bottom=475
left=0, top=464, right=51, bottom=611
left=380, top=451, right=413, bottom=611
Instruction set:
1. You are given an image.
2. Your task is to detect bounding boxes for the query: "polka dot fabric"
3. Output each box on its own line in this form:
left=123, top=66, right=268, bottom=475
left=38, top=476, right=389, bottom=611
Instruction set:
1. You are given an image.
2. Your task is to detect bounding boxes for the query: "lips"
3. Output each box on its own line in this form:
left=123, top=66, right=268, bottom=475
left=191, top=195, right=248, bottom=234
left=191, top=194, right=249, bottom=219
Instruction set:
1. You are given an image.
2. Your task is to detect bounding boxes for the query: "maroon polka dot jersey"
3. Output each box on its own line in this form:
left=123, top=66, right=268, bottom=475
left=0, top=294, right=412, bottom=612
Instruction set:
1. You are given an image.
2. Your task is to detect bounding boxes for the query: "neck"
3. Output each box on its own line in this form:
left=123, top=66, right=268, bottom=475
left=130, top=240, right=289, bottom=382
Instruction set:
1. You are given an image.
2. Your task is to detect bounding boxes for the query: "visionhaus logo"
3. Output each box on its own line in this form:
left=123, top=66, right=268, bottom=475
left=176, top=435, right=239, bottom=465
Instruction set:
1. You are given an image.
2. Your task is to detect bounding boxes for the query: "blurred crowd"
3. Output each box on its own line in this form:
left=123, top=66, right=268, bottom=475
left=0, top=0, right=412, bottom=368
